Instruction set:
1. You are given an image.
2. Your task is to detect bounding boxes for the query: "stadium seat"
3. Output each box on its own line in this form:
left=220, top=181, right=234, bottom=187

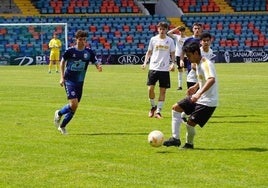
left=126, top=35, right=133, bottom=43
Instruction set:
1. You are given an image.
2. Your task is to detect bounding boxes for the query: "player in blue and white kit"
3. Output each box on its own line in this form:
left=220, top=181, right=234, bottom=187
left=181, top=23, right=203, bottom=89
left=54, top=30, right=102, bottom=134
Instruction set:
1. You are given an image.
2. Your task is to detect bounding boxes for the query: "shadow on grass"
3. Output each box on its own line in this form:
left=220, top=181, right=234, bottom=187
left=212, top=115, right=256, bottom=118
left=155, top=147, right=267, bottom=154
left=194, top=147, right=267, bottom=152
left=72, top=132, right=148, bottom=136
left=205, top=114, right=266, bottom=124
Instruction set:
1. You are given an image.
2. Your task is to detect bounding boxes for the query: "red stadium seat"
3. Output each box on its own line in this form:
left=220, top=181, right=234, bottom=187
left=42, top=43, right=49, bottom=51
left=149, top=24, right=156, bottom=31
left=122, top=25, right=130, bottom=32
left=245, top=40, right=251, bottom=46
left=103, top=25, right=110, bottom=32
left=89, top=25, right=97, bottom=33
left=138, top=43, right=145, bottom=49
left=103, top=42, right=111, bottom=49
left=136, top=24, right=143, bottom=32
left=232, top=40, right=239, bottom=46
left=100, top=7, right=107, bottom=13
left=126, top=35, right=133, bottom=43
left=67, top=7, right=74, bottom=14
left=132, top=6, right=139, bottom=13
left=99, top=36, right=106, bottom=44
left=113, top=6, right=119, bottom=13
left=219, top=40, right=226, bottom=47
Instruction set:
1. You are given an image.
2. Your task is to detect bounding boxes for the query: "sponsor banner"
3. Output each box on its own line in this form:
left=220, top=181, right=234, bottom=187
left=115, top=54, right=145, bottom=65
left=217, top=50, right=268, bottom=63
left=0, top=56, right=9, bottom=65
left=0, top=55, right=48, bottom=65
left=9, top=55, right=48, bottom=65
left=1, top=51, right=268, bottom=65
left=96, top=54, right=145, bottom=65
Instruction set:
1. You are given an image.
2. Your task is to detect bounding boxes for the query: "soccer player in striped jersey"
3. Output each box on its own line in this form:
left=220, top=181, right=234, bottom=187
left=54, top=30, right=102, bottom=134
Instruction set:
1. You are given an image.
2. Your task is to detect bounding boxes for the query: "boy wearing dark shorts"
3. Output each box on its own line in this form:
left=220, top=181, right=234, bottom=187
left=163, top=41, right=218, bottom=149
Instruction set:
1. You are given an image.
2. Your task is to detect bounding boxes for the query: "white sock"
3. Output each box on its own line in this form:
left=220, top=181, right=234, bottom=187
left=186, top=124, right=196, bottom=144
left=178, top=72, right=183, bottom=87
left=181, top=112, right=187, bottom=119
left=149, top=99, right=155, bottom=107
left=171, top=110, right=182, bottom=139
left=156, top=101, right=164, bottom=113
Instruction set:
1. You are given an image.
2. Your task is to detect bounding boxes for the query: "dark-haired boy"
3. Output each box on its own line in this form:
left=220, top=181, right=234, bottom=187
left=163, top=41, right=218, bottom=149
left=54, top=30, right=102, bottom=134
left=141, top=22, right=176, bottom=119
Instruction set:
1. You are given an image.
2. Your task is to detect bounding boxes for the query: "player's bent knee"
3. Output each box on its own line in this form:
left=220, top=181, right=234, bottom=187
left=172, top=104, right=182, bottom=112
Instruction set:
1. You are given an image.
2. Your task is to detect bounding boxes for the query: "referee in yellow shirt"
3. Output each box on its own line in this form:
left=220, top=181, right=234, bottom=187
left=48, top=33, right=62, bottom=73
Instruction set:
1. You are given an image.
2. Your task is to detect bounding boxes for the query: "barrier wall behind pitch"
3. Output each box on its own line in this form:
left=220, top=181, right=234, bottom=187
left=1, top=50, right=268, bottom=66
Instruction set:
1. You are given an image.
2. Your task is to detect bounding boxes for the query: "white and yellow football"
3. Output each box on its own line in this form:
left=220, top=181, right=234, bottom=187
left=148, top=130, right=164, bottom=147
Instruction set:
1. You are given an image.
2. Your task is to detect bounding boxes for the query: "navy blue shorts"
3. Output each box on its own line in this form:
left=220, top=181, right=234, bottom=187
left=178, top=97, right=216, bottom=127
left=147, top=70, right=170, bottom=88
left=64, top=81, right=83, bottom=102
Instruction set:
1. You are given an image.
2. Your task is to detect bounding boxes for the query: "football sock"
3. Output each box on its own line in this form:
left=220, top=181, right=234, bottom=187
left=186, top=124, right=196, bottom=144
left=171, top=110, right=182, bottom=139
left=59, top=104, right=72, bottom=115
left=61, top=111, right=75, bottom=128
left=181, top=112, right=187, bottom=119
left=156, top=101, right=164, bottom=113
left=178, top=72, right=183, bottom=87
left=48, top=62, right=52, bottom=71
left=56, top=62, right=59, bottom=71
left=149, top=99, right=155, bottom=107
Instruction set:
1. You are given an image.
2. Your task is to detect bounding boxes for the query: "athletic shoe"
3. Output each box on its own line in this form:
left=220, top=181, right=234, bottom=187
left=155, top=112, right=162, bottom=119
left=58, top=126, right=67, bottom=135
left=163, top=137, right=181, bottom=147
left=182, top=143, right=194, bottom=149
left=148, top=106, right=157, bottom=117
left=54, top=110, right=61, bottom=128
left=177, top=87, right=182, bottom=90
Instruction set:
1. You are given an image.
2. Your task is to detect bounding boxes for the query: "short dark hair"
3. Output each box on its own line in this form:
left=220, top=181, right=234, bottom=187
left=200, top=32, right=212, bottom=40
left=157, top=22, right=169, bottom=29
left=178, top=26, right=185, bottom=31
left=182, top=41, right=201, bottom=55
left=75, top=30, right=88, bottom=38
left=192, top=22, right=202, bottom=28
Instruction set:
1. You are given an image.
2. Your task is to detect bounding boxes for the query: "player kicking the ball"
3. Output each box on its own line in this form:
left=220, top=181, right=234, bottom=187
left=163, top=41, right=218, bottom=149
left=54, top=30, right=102, bottom=134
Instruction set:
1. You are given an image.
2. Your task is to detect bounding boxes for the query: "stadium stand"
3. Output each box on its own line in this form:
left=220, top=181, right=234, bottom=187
left=227, top=0, right=268, bottom=12
left=181, top=13, right=268, bottom=51
left=0, top=0, right=267, bottom=62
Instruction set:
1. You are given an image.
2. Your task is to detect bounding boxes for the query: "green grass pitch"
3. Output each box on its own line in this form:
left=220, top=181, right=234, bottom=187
left=0, top=63, right=267, bottom=187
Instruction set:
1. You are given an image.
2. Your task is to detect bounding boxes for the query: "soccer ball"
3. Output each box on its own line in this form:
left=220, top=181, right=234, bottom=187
left=148, top=130, right=164, bottom=147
